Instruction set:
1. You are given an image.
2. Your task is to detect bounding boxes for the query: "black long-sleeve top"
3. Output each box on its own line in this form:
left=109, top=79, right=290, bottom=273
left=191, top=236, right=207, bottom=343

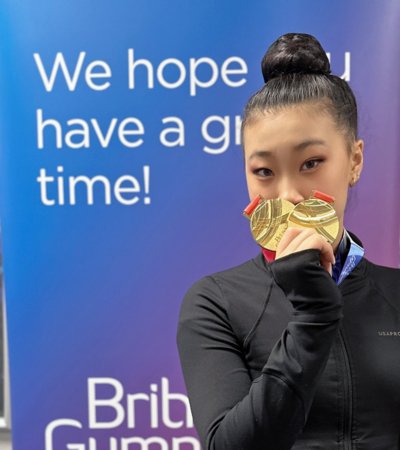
left=176, top=231, right=400, bottom=450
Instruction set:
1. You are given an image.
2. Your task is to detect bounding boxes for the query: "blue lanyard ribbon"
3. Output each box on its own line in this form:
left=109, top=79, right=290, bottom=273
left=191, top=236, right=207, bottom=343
left=332, top=229, right=364, bottom=285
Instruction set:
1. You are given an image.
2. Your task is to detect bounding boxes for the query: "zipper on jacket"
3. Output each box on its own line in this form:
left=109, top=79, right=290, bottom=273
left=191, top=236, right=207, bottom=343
left=338, top=328, right=353, bottom=450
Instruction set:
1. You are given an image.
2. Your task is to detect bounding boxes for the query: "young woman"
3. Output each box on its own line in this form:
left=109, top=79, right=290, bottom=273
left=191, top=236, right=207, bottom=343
left=177, top=33, right=400, bottom=450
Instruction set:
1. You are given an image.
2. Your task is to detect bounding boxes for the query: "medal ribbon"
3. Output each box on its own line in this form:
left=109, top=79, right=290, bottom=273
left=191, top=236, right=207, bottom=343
left=333, top=229, right=364, bottom=285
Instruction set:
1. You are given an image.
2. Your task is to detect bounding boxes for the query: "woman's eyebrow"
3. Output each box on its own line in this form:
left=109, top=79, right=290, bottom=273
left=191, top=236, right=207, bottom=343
left=294, top=139, right=327, bottom=150
left=248, top=139, right=327, bottom=161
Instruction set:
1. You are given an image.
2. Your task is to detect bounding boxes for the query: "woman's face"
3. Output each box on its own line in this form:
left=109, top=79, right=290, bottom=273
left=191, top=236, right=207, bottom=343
left=243, top=102, right=364, bottom=245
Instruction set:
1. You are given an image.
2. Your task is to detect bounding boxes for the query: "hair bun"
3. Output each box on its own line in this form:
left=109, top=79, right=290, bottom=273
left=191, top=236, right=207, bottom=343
left=261, top=33, right=331, bottom=83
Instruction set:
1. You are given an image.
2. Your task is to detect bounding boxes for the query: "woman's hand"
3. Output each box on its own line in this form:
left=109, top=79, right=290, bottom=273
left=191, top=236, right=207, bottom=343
left=275, top=227, right=335, bottom=275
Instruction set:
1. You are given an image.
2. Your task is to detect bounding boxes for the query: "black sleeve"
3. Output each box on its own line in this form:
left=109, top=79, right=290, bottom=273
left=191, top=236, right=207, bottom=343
left=176, top=249, right=343, bottom=450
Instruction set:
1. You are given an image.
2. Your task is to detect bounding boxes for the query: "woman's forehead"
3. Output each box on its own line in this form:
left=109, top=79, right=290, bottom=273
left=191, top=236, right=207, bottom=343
left=243, top=104, right=339, bottom=145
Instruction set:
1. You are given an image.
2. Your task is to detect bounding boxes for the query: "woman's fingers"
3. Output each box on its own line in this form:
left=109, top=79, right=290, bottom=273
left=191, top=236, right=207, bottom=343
left=276, top=227, right=335, bottom=274
left=277, top=228, right=317, bottom=256
left=275, top=227, right=306, bottom=255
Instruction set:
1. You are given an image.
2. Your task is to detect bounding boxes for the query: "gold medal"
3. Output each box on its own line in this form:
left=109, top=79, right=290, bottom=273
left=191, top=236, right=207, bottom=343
left=243, top=190, right=339, bottom=250
left=249, top=198, right=294, bottom=251
left=287, top=198, right=339, bottom=244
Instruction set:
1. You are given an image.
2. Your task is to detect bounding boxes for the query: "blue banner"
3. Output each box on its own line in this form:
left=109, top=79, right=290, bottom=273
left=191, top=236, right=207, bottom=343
left=0, top=1, right=399, bottom=449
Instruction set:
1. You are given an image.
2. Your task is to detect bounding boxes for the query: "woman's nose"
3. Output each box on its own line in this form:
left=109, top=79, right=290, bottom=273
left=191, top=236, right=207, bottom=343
left=278, top=181, right=305, bottom=205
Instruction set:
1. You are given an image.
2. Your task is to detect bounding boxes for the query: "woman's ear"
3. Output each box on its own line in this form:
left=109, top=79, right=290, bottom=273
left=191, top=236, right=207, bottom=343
left=349, top=139, right=364, bottom=186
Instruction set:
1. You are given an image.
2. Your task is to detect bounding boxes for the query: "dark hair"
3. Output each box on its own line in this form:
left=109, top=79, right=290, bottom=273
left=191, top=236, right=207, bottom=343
left=241, top=33, right=358, bottom=152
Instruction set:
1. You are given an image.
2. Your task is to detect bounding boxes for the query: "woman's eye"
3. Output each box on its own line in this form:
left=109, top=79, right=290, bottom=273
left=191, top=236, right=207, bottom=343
left=253, top=168, right=273, bottom=177
left=301, top=159, right=323, bottom=171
